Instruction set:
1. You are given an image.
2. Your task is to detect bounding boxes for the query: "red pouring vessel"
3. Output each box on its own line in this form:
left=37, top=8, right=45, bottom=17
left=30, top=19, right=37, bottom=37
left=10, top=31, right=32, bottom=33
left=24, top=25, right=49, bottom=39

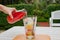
left=7, top=9, right=26, bottom=24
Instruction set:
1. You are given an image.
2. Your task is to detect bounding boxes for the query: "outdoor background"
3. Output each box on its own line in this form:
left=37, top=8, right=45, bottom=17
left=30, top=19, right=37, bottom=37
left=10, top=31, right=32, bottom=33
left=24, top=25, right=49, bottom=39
left=0, top=0, right=60, bottom=30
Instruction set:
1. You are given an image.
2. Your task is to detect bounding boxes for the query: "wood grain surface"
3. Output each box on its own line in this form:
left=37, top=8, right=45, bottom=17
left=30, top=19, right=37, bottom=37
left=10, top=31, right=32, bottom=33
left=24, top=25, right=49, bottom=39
left=13, top=34, right=50, bottom=40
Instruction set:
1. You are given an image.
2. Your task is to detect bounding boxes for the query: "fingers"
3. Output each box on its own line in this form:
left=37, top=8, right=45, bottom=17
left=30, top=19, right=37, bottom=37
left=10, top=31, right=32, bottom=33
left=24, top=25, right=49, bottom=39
left=12, top=8, right=16, bottom=12
left=9, top=13, right=13, bottom=19
left=8, top=8, right=16, bottom=19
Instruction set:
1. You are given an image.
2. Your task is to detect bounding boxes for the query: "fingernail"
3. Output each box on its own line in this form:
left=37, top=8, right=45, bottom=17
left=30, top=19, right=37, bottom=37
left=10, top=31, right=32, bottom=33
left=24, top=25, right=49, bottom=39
left=11, top=16, right=13, bottom=19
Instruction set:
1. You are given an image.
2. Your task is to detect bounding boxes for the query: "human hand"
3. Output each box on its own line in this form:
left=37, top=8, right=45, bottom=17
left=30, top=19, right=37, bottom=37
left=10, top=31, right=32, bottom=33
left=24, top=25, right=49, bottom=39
left=0, top=4, right=16, bottom=18
left=4, top=7, right=16, bottom=18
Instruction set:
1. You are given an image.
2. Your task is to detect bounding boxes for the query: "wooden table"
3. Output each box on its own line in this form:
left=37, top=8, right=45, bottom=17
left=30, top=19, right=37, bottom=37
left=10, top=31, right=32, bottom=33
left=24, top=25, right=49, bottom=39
left=0, top=26, right=60, bottom=40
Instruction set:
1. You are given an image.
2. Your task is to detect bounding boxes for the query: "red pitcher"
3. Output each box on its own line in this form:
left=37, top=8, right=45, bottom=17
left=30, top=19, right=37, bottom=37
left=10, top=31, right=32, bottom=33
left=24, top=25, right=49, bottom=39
left=7, top=9, right=27, bottom=24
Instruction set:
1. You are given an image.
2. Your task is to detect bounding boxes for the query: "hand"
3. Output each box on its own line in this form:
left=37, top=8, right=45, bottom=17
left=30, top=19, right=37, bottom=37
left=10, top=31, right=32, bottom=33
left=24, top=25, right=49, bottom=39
left=0, top=4, right=16, bottom=18
left=4, top=7, right=16, bottom=18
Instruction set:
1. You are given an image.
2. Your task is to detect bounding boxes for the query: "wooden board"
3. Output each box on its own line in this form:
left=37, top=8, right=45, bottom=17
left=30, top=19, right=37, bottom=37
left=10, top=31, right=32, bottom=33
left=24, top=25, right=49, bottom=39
left=13, top=34, right=50, bottom=40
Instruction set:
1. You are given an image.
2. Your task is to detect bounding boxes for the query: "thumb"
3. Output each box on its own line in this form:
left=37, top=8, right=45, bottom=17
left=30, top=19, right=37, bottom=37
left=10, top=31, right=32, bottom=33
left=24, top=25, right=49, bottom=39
left=9, top=13, right=13, bottom=19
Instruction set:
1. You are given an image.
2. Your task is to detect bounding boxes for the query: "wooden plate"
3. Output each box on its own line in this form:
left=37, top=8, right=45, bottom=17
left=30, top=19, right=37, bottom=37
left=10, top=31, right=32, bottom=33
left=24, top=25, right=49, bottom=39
left=13, top=34, right=50, bottom=40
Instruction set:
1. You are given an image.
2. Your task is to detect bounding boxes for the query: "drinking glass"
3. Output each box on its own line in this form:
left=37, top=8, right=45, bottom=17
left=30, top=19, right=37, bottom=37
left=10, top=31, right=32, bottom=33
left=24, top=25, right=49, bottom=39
left=23, top=16, right=37, bottom=40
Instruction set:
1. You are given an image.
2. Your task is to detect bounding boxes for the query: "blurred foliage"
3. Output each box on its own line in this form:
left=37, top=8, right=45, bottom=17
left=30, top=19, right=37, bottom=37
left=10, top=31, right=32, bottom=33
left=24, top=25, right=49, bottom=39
left=0, top=0, right=20, bottom=5
left=0, top=0, right=60, bottom=30
left=46, top=3, right=60, bottom=16
left=39, top=0, right=47, bottom=10
left=0, top=4, right=34, bottom=30
left=18, top=0, right=26, bottom=4
left=33, top=9, right=49, bottom=22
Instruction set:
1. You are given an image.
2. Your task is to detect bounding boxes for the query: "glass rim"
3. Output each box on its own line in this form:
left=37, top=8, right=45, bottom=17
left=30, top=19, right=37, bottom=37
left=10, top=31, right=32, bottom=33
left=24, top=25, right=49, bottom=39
left=24, top=15, right=37, bottom=18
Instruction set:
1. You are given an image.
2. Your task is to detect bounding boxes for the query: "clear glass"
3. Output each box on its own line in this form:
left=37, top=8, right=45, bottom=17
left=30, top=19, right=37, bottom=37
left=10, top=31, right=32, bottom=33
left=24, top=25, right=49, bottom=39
left=23, top=16, right=37, bottom=40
